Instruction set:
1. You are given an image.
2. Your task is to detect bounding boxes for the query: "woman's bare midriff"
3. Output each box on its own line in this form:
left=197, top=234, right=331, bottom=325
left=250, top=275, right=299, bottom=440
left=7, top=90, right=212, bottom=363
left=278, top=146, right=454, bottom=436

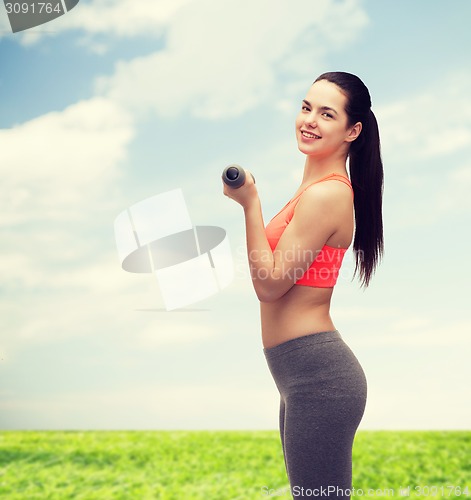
left=261, top=285, right=336, bottom=349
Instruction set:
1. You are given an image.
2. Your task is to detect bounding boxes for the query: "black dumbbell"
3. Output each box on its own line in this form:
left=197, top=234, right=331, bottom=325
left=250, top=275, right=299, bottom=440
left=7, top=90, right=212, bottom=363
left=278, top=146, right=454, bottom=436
left=222, top=164, right=255, bottom=189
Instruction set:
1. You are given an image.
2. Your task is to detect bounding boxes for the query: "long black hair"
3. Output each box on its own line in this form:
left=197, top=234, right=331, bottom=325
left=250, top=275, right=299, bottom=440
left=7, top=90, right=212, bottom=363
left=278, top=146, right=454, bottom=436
left=314, top=72, right=384, bottom=288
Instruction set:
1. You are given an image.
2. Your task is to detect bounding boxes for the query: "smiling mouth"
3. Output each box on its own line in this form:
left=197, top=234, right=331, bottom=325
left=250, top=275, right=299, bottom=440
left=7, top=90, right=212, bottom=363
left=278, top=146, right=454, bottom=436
left=301, top=130, right=321, bottom=139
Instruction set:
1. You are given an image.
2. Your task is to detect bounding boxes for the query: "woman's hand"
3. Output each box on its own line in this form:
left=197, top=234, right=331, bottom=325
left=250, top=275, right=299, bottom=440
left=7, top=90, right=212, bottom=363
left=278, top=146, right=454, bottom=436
left=222, top=169, right=259, bottom=210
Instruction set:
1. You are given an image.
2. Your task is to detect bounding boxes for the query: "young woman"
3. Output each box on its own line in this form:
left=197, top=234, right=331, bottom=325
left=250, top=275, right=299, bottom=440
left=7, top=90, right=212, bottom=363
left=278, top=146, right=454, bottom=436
left=223, top=72, right=384, bottom=498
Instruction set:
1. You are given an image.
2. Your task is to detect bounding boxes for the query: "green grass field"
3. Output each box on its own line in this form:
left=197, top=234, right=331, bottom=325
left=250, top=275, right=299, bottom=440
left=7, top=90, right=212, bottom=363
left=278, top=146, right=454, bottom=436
left=0, top=431, right=469, bottom=499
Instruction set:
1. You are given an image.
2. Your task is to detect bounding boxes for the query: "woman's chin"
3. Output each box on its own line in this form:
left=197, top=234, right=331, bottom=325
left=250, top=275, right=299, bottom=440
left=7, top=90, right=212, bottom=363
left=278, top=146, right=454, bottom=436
left=297, top=143, right=319, bottom=156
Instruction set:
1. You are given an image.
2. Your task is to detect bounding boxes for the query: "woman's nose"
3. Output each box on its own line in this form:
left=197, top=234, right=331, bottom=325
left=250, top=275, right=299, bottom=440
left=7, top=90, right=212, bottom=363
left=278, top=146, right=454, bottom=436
left=304, top=112, right=316, bottom=127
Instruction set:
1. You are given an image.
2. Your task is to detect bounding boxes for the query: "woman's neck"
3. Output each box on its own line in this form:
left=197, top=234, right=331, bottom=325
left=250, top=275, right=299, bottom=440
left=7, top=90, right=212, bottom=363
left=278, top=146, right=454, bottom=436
left=301, top=152, right=349, bottom=185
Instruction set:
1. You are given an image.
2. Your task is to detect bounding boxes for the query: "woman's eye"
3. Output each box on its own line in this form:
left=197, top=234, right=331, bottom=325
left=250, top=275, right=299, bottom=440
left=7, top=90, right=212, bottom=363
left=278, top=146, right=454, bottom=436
left=301, top=106, right=310, bottom=111
left=322, top=112, right=333, bottom=119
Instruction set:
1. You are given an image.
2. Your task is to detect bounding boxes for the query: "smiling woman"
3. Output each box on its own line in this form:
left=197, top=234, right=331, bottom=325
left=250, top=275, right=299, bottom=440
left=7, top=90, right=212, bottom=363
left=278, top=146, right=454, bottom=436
left=223, top=71, right=384, bottom=498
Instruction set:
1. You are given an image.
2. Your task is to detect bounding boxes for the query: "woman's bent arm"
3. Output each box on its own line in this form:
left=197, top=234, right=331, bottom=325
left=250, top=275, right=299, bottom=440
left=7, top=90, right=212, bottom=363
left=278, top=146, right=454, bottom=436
left=224, top=173, right=341, bottom=303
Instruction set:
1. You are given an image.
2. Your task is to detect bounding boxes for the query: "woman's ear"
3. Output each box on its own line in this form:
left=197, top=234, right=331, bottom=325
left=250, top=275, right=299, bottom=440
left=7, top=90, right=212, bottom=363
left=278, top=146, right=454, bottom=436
left=345, top=121, right=362, bottom=143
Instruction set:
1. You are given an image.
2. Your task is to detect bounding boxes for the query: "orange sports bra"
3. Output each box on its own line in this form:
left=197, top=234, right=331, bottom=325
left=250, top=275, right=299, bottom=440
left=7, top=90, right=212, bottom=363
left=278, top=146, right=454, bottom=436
left=265, top=173, right=354, bottom=288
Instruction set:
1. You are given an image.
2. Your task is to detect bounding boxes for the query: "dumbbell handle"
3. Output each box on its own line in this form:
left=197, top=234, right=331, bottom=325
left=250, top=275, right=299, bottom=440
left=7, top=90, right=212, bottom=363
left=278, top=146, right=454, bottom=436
left=222, top=164, right=255, bottom=189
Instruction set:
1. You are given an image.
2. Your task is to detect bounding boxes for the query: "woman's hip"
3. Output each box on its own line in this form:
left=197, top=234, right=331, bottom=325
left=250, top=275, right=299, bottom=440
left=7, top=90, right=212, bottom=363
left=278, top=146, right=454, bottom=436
left=263, top=330, right=367, bottom=402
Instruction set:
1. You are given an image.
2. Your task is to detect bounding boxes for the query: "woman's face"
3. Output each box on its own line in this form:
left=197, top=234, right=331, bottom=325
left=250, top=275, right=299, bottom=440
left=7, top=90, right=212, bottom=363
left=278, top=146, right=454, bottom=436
left=295, top=79, right=360, bottom=159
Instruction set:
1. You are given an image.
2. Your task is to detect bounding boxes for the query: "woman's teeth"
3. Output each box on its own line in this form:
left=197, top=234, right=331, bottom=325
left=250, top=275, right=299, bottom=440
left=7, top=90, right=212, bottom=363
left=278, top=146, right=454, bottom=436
left=301, top=131, right=320, bottom=139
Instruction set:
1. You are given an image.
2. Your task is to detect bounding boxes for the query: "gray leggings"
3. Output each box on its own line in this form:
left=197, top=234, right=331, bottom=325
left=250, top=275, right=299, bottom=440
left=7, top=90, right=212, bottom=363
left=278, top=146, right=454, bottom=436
left=263, top=330, right=367, bottom=499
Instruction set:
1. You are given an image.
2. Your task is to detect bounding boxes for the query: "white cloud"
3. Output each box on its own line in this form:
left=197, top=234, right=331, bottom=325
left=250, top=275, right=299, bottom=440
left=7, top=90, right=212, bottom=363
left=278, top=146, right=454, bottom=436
left=6, top=0, right=368, bottom=54
left=0, top=382, right=279, bottom=429
left=357, top=316, right=471, bottom=348
left=376, top=71, right=471, bottom=162
left=3, top=0, right=369, bottom=122
left=0, top=259, right=228, bottom=353
left=62, top=0, right=193, bottom=36
left=0, top=96, right=140, bottom=354
left=94, top=0, right=368, bottom=120
left=132, top=315, right=220, bottom=347
left=2, top=367, right=470, bottom=430
left=435, top=163, right=471, bottom=214
left=362, top=383, right=471, bottom=430
left=3, top=0, right=196, bottom=45
left=0, top=97, right=135, bottom=225
left=1, top=281, right=138, bottom=347
left=0, top=249, right=138, bottom=297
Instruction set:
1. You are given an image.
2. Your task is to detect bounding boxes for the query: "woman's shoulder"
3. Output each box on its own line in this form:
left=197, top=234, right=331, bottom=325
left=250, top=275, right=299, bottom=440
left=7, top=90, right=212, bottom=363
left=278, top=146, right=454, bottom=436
left=299, top=177, right=352, bottom=205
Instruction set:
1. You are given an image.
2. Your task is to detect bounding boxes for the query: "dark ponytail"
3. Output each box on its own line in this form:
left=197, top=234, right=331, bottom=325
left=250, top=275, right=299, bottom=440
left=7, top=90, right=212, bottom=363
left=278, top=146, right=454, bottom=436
left=314, top=72, right=384, bottom=288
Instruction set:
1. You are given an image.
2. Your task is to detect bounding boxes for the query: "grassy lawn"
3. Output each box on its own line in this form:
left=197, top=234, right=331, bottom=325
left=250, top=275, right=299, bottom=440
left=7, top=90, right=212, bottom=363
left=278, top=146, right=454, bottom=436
left=0, top=431, right=469, bottom=499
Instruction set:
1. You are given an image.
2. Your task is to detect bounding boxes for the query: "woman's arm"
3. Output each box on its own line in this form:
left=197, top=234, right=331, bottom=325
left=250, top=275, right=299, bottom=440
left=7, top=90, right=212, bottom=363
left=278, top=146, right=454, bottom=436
left=224, top=173, right=343, bottom=302
left=242, top=196, right=278, bottom=302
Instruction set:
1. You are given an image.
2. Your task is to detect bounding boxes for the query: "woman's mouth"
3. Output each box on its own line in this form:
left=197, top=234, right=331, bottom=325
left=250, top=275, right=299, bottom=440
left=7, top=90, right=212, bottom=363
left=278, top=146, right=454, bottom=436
left=301, top=130, right=321, bottom=140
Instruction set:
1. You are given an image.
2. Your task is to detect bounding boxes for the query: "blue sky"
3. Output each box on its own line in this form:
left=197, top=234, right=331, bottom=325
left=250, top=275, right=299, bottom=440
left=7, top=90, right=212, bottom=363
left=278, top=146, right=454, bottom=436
left=0, top=0, right=470, bottom=431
